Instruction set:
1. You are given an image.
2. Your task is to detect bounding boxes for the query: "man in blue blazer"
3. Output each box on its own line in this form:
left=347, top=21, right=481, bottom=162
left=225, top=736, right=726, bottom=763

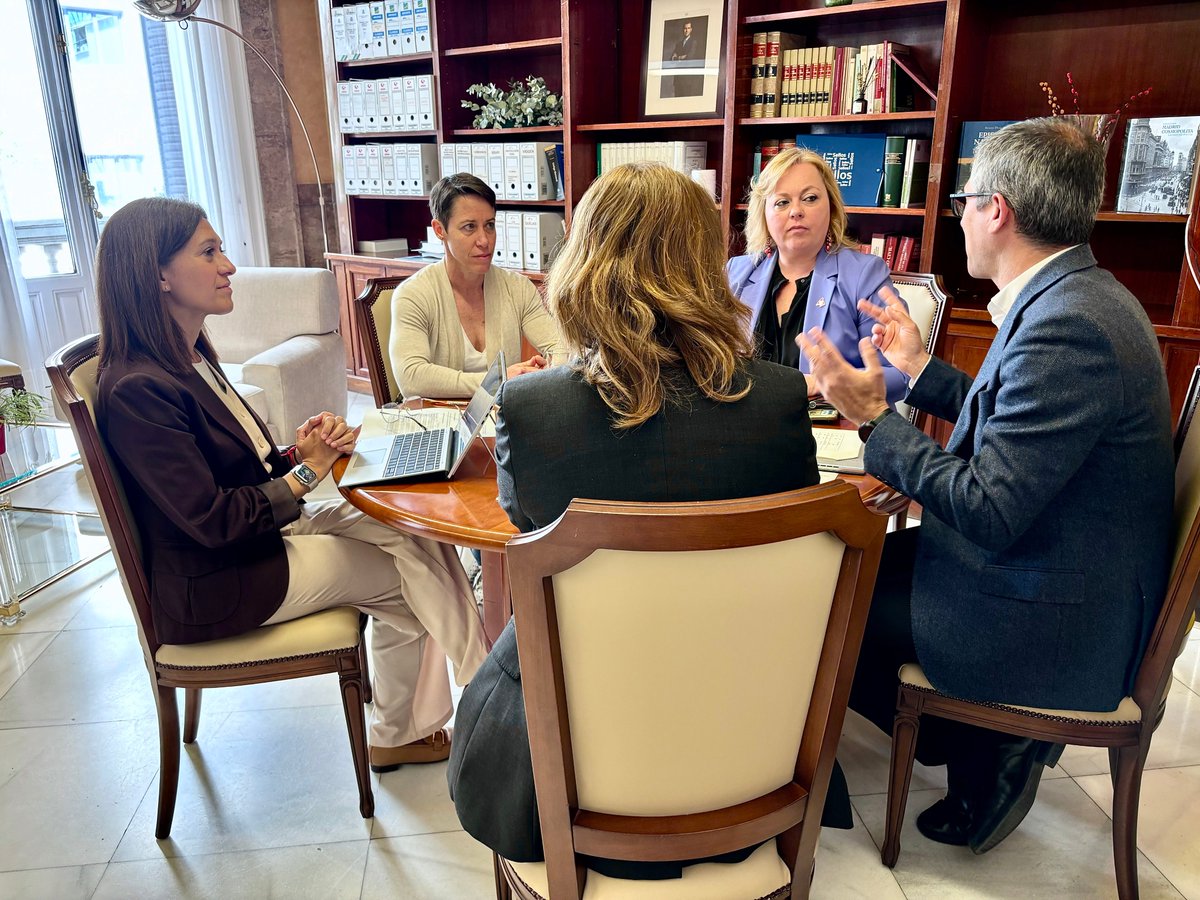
left=801, top=118, right=1174, bottom=854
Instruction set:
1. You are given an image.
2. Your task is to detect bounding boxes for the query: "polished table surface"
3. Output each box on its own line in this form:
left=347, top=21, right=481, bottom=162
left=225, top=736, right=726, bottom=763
left=335, top=426, right=904, bottom=642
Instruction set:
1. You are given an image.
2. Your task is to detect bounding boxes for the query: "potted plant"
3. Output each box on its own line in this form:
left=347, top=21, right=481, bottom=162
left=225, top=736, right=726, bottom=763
left=0, top=388, right=47, bottom=456
left=462, top=75, right=564, bottom=129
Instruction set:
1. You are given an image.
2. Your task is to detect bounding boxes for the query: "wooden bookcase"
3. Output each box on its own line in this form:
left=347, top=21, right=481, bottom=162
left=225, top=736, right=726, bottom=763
left=317, top=0, right=1200, bottom=410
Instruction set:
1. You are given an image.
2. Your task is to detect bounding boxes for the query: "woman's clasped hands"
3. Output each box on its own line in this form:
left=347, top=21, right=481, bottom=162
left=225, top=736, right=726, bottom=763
left=296, top=412, right=361, bottom=479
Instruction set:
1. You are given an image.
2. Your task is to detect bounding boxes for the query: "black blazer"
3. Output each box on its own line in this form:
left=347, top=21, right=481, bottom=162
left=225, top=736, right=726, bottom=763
left=449, top=359, right=835, bottom=879
left=98, top=356, right=301, bottom=645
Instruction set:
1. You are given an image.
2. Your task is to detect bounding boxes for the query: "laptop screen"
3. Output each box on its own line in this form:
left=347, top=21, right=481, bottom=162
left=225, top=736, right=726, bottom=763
left=451, top=351, right=505, bottom=465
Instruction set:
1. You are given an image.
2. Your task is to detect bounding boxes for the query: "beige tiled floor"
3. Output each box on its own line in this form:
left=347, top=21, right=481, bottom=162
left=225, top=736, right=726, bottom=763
left=1, top=399, right=1198, bottom=898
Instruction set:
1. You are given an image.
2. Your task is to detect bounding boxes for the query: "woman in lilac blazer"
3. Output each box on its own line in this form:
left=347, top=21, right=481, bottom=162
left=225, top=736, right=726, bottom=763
left=727, top=147, right=908, bottom=404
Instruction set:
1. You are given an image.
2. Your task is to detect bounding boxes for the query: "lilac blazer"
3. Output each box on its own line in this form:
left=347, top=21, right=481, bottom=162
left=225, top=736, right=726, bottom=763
left=726, top=246, right=908, bottom=404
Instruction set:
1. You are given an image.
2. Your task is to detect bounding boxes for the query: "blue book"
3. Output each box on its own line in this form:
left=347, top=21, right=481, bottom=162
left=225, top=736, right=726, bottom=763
left=956, top=121, right=1019, bottom=191
left=796, top=133, right=888, bottom=206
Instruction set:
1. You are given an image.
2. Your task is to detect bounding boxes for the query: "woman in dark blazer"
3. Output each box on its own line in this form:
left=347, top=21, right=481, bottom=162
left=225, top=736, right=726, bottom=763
left=726, top=147, right=908, bottom=404
left=95, top=197, right=488, bottom=771
left=448, top=163, right=848, bottom=881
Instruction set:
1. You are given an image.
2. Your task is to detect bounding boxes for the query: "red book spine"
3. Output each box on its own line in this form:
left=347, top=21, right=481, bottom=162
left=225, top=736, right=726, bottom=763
left=896, top=235, right=914, bottom=272
left=883, top=234, right=899, bottom=270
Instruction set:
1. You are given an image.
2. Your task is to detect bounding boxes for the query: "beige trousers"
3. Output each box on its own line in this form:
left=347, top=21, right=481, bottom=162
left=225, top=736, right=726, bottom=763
left=263, top=498, right=489, bottom=747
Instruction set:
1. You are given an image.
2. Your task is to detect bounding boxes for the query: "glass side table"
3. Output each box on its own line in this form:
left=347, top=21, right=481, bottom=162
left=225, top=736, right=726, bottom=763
left=0, top=422, right=108, bottom=625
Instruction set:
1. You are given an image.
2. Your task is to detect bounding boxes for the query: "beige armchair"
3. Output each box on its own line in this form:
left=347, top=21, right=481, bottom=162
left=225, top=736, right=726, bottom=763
left=204, top=267, right=346, bottom=443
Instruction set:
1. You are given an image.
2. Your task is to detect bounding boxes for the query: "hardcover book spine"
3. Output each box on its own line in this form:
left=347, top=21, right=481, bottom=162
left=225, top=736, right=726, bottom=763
left=750, top=31, right=767, bottom=118
left=882, top=135, right=906, bottom=208
left=883, top=233, right=899, bottom=270
left=765, top=32, right=782, bottom=117
left=896, top=235, right=915, bottom=272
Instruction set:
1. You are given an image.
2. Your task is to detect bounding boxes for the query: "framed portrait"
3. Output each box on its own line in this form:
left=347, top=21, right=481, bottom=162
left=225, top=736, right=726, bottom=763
left=641, top=0, right=727, bottom=119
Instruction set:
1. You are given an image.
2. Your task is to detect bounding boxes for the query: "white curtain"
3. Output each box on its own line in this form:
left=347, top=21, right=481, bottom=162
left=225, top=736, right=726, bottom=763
left=164, top=0, right=269, bottom=267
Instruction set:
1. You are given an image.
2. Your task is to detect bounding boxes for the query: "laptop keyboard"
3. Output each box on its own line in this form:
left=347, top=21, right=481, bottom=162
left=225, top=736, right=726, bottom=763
left=382, top=430, right=446, bottom=478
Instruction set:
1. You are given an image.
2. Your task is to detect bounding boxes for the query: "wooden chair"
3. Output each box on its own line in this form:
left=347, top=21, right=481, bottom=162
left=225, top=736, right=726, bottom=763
left=880, top=366, right=1200, bottom=898
left=887, top=272, right=952, bottom=530
left=46, top=335, right=374, bottom=839
left=353, top=275, right=408, bottom=406
left=496, top=483, right=887, bottom=899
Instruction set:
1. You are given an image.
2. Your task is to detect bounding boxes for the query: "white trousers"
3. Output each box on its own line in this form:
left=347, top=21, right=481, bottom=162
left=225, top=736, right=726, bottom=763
left=262, top=498, right=489, bottom=747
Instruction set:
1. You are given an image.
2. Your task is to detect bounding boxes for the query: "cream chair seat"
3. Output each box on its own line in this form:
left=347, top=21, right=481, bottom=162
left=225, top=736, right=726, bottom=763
left=506, top=841, right=791, bottom=900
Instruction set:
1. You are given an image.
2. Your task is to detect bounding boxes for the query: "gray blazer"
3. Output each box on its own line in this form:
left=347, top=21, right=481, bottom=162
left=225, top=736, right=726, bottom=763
left=865, top=245, right=1174, bottom=711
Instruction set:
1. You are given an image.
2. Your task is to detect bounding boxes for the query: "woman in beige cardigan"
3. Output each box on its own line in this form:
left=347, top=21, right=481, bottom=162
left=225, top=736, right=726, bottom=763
left=390, top=174, right=563, bottom=399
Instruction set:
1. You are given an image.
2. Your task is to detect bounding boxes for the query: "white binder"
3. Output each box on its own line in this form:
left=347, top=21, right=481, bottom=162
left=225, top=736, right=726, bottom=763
left=502, top=144, right=521, bottom=201
left=455, top=143, right=472, bottom=178
left=505, top=211, right=523, bottom=269
left=354, top=145, right=370, bottom=195
left=368, top=1, right=386, bottom=58
left=440, top=143, right=457, bottom=179
left=365, top=144, right=382, bottom=195
left=388, top=77, right=406, bottom=132
left=337, top=82, right=352, bottom=133
left=413, top=0, right=431, bottom=53
left=349, top=81, right=366, bottom=133
left=362, top=80, right=379, bottom=132
left=416, top=74, right=435, bottom=129
left=355, top=4, right=372, bottom=60
left=332, top=8, right=350, bottom=62
left=521, top=213, right=565, bottom=272
left=342, top=145, right=357, bottom=194
left=519, top=142, right=558, bottom=200
left=399, top=0, right=415, bottom=55
left=384, top=0, right=401, bottom=57
left=470, top=143, right=489, bottom=181
left=377, top=78, right=393, bottom=132
left=402, top=76, right=419, bottom=130
left=380, top=145, right=398, bottom=195
left=486, top=144, right=505, bottom=196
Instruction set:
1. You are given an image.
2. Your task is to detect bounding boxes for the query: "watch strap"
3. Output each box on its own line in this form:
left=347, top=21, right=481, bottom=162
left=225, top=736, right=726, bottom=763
left=857, top=408, right=894, bottom=444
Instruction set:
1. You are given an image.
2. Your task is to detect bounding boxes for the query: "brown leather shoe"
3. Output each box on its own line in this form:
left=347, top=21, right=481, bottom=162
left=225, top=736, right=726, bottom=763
left=370, top=727, right=452, bottom=772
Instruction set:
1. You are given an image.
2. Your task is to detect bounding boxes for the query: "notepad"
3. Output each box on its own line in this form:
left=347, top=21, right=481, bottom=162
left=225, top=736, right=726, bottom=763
left=814, top=428, right=866, bottom=475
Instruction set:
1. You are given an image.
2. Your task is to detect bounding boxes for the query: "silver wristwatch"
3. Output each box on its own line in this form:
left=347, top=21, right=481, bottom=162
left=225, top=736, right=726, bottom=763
left=290, top=462, right=320, bottom=493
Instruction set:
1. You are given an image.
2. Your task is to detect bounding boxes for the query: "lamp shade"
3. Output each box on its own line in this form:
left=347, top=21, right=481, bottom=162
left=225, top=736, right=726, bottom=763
left=133, top=0, right=202, bottom=22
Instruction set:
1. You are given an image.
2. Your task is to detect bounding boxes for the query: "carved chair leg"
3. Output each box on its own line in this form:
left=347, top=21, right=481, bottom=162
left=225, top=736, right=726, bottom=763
left=493, top=853, right=513, bottom=900
left=338, top=656, right=375, bottom=819
left=182, top=688, right=202, bottom=744
left=357, top=619, right=372, bottom=710
left=155, top=683, right=181, bottom=840
left=1111, top=743, right=1148, bottom=900
left=882, top=689, right=923, bottom=868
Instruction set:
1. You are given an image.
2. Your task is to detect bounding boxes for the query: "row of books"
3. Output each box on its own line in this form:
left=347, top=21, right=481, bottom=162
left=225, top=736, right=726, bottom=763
left=596, top=141, right=707, bottom=176
left=331, top=0, right=431, bottom=62
left=336, top=77, right=435, bottom=134
left=863, top=233, right=921, bottom=273
left=440, top=143, right=564, bottom=202
left=747, top=35, right=935, bottom=119
left=752, top=134, right=930, bottom=209
left=342, top=143, right=437, bottom=197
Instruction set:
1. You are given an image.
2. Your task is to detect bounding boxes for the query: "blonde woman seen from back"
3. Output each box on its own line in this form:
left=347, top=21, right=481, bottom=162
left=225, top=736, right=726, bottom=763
left=448, top=164, right=858, bottom=882
left=727, top=147, right=908, bottom=404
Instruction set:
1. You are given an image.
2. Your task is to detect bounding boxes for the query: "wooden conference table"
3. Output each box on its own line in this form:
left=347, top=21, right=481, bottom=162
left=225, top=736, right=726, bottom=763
left=335, top=415, right=905, bottom=644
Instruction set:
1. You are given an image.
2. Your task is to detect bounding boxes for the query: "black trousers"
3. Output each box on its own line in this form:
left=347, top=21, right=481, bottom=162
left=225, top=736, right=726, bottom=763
left=848, top=527, right=1059, bottom=798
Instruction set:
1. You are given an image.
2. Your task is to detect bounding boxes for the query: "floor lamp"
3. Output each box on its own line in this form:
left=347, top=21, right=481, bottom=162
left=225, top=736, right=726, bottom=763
left=134, top=0, right=330, bottom=260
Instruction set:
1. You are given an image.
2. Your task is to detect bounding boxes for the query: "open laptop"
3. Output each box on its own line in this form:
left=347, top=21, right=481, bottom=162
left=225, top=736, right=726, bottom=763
left=340, top=352, right=505, bottom=487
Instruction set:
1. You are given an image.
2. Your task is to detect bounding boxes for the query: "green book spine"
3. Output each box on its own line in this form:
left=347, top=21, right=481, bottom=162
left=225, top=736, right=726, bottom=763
left=881, top=134, right=906, bottom=208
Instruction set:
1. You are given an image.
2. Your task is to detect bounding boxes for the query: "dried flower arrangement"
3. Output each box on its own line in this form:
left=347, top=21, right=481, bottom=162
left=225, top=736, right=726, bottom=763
left=1038, top=72, right=1152, bottom=147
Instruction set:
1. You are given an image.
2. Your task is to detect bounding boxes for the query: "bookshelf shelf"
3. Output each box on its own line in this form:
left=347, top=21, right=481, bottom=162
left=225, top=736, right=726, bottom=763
left=351, top=194, right=430, bottom=201
left=339, top=52, right=434, bottom=69
left=734, top=204, right=925, bottom=217
left=451, top=125, right=564, bottom=136
left=738, top=112, right=937, bottom=127
left=493, top=199, right=567, bottom=207
left=938, top=210, right=1188, bottom=224
left=345, top=131, right=438, bottom=139
left=576, top=119, right=724, bottom=132
left=442, top=37, right=562, bottom=57
left=741, top=0, right=947, bottom=26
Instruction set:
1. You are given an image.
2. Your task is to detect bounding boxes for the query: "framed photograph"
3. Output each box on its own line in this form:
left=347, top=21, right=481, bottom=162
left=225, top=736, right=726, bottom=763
left=641, top=0, right=727, bottom=119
